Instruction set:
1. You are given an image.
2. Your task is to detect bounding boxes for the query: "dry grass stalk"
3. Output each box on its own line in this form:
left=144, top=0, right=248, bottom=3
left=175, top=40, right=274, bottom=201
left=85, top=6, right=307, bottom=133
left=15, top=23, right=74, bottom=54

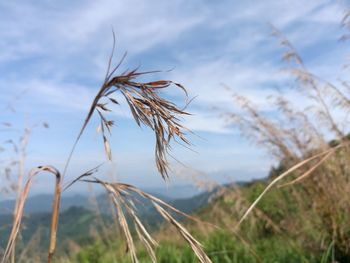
left=0, top=121, right=48, bottom=262
left=81, top=178, right=212, bottom=263
left=277, top=147, right=337, bottom=187
left=1, top=166, right=61, bottom=263
left=2, top=35, right=206, bottom=262
left=236, top=145, right=341, bottom=228
left=227, top=20, right=350, bottom=255
left=63, top=33, right=190, bottom=180
left=229, top=27, right=350, bottom=228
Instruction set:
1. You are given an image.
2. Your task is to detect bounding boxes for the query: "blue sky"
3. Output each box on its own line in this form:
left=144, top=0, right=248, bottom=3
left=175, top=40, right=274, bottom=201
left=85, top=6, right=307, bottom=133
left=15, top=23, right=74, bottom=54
left=1, top=0, right=349, bottom=194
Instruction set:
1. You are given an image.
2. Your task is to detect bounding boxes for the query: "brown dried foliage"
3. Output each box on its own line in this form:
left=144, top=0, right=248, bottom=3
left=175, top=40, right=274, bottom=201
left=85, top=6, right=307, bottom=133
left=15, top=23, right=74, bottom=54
left=63, top=33, right=190, bottom=180
left=81, top=178, right=212, bottom=263
left=226, top=24, right=350, bottom=255
left=1, top=166, right=61, bottom=263
left=1, top=36, right=210, bottom=263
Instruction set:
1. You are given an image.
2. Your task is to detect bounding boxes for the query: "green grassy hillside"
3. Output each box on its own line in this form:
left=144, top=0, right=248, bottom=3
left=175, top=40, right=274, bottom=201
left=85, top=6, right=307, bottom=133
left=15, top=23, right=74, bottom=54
left=66, top=176, right=348, bottom=263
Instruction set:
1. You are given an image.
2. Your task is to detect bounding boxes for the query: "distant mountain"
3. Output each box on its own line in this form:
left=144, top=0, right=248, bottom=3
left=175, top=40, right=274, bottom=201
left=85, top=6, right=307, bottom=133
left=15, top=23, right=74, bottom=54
left=144, top=185, right=203, bottom=199
left=0, top=194, right=89, bottom=215
left=0, top=206, right=97, bottom=255
left=0, top=185, right=204, bottom=215
left=0, top=186, right=217, bottom=258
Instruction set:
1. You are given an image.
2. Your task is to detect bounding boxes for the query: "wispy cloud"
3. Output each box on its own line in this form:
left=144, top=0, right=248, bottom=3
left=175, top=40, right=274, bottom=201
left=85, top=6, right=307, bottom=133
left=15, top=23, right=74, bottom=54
left=0, top=0, right=348, bottom=190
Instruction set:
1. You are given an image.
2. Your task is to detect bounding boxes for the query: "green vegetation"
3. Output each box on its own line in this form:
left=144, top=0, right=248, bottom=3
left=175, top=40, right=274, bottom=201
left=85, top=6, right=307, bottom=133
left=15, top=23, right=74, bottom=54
left=65, top=177, right=342, bottom=263
left=2, top=5, right=350, bottom=263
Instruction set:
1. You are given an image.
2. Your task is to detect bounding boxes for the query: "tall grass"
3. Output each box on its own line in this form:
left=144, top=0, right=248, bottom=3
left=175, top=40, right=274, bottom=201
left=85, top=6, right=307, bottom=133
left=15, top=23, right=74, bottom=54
left=2, top=7, right=350, bottom=263
left=0, top=36, right=211, bottom=263
left=226, top=20, right=350, bottom=261
left=65, top=8, right=350, bottom=263
left=0, top=95, right=49, bottom=263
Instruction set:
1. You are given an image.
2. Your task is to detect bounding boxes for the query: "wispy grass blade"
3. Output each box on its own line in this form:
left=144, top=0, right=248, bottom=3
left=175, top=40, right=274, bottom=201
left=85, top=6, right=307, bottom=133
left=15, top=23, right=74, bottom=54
left=81, top=178, right=212, bottom=263
left=236, top=146, right=342, bottom=228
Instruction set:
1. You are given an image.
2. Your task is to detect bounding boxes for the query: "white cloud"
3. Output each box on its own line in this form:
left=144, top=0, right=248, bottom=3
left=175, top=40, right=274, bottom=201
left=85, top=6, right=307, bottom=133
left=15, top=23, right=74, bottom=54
left=2, top=0, right=346, bottom=133
left=0, top=0, right=206, bottom=63
left=1, top=0, right=348, bottom=191
left=184, top=112, right=232, bottom=134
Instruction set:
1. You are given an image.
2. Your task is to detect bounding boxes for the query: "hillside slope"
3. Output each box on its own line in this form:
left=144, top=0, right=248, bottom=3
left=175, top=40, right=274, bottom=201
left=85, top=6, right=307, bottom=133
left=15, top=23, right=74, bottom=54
left=69, top=179, right=346, bottom=263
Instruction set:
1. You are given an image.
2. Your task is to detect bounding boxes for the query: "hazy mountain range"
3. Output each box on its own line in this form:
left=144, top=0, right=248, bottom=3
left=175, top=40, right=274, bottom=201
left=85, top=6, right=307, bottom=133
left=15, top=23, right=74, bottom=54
left=0, top=185, right=204, bottom=215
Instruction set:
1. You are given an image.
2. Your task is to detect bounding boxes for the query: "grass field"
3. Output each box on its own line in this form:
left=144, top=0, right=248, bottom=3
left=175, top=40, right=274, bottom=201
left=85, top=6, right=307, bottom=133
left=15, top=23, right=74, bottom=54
left=1, top=2, right=350, bottom=263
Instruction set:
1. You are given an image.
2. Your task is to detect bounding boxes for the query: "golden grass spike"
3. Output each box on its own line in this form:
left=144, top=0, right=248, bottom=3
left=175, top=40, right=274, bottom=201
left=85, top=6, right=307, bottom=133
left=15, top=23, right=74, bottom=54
left=62, top=38, right=191, bottom=181
left=81, top=178, right=212, bottom=263
left=113, top=187, right=157, bottom=263
left=102, top=182, right=138, bottom=263
left=102, top=135, right=112, bottom=161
